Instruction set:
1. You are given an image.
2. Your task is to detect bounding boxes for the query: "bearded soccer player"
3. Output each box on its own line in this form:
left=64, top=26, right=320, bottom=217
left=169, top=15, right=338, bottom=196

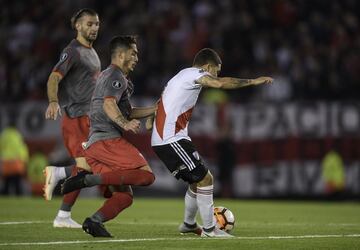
left=151, top=48, right=273, bottom=237
left=61, top=36, right=156, bottom=237
left=43, top=9, right=101, bottom=228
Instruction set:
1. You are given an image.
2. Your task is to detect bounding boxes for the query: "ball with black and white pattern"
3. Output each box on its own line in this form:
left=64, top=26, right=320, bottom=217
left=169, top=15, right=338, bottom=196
left=213, top=206, right=235, bottom=232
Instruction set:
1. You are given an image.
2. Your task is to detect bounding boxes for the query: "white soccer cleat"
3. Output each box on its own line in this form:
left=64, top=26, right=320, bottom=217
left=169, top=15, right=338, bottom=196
left=201, top=227, right=234, bottom=238
left=53, top=216, right=82, bottom=228
left=43, top=166, right=62, bottom=201
left=179, top=222, right=202, bottom=235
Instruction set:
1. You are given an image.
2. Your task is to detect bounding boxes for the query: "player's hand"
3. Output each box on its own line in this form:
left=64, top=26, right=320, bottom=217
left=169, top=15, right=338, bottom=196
left=45, top=102, right=62, bottom=120
left=124, top=119, right=141, bottom=133
left=145, top=115, right=155, bottom=131
left=252, top=77, right=273, bottom=85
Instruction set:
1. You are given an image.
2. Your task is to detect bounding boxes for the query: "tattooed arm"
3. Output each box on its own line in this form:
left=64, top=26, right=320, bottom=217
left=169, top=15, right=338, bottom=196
left=129, top=105, right=157, bottom=119
left=103, top=97, right=140, bottom=133
left=196, top=75, right=273, bottom=89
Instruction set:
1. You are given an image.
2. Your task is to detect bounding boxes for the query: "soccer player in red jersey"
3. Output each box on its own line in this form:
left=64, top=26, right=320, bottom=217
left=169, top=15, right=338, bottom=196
left=61, top=36, right=156, bottom=237
left=43, top=9, right=101, bottom=228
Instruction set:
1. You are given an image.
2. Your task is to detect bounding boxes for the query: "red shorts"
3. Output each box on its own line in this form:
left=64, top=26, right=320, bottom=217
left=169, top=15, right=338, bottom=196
left=85, top=137, right=148, bottom=174
left=61, top=113, right=90, bottom=158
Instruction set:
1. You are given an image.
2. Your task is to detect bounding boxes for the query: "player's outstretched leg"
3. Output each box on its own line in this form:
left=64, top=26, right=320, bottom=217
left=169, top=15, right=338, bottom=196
left=61, top=171, right=89, bottom=194
left=43, top=166, right=67, bottom=200
left=61, top=168, right=154, bottom=194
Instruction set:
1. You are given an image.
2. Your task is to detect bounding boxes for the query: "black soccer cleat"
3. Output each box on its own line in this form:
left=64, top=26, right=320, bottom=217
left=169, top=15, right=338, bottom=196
left=82, top=217, right=113, bottom=237
left=61, top=171, right=89, bottom=194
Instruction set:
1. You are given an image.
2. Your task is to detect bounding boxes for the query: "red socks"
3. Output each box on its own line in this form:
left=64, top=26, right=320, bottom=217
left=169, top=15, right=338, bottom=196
left=93, top=169, right=154, bottom=223
left=100, top=169, right=155, bottom=186
left=98, top=192, right=133, bottom=222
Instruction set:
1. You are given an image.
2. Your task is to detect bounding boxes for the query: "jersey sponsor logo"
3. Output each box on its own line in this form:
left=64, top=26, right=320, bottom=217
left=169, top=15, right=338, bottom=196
left=59, top=53, right=68, bottom=62
left=112, top=80, right=122, bottom=89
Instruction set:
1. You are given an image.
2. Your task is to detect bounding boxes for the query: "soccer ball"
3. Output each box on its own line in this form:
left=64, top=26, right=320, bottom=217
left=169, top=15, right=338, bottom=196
left=214, top=206, right=235, bottom=232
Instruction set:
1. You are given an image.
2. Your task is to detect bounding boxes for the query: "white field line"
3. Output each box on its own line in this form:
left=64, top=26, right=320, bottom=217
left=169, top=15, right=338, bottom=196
left=0, top=234, right=360, bottom=246
left=241, top=222, right=360, bottom=227
left=0, top=221, right=178, bottom=226
left=0, top=221, right=49, bottom=225
left=1, top=221, right=360, bottom=227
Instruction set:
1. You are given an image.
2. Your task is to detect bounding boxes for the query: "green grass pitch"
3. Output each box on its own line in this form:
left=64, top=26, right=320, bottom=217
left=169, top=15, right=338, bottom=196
left=0, top=197, right=359, bottom=249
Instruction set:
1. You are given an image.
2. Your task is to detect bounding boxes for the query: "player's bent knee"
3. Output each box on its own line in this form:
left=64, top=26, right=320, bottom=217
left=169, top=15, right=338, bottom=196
left=181, top=164, right=209, bottom=184
left=189, top=183, right=197, bottom=193
left=119, top=185, right=133, bottom=195
left=75, top=157, right=91, bottom=172
left=138, top=170, right=155, bottom=186
left=121, top=192, right=133, bottom=209
left=112, top=191, right=133, bottom=209
left=140, top=164, right=153, bottom=173
left=197, top=171, right=213, bottom=187
left=107, top=185, right=133, bottom=197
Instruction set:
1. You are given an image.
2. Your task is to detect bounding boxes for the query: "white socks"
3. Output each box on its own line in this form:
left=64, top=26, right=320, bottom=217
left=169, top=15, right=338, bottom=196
left=57, top=210, right=71, bottom=218
left=56, top=167, right=67, bottom=180
left=184, top=188, right=198, bottom=225
left=196, top=185, right=215, bottom=230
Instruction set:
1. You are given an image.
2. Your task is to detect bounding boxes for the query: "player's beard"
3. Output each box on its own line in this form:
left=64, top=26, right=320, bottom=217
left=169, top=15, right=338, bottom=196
left=124, top=59, right=136, bottom=73
left=86, top=32, right=97, bottom=42
left=80, top=29, right=97, bottom=43
left=128, top=61, right=136, bottom=72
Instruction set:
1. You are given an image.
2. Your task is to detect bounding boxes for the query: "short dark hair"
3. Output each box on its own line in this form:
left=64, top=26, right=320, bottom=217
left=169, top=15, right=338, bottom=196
left=70, top=8, right=98, bottom=30
left=110, top=35, right=137, bottom=58
left=193, top=48, right=222, bottom=67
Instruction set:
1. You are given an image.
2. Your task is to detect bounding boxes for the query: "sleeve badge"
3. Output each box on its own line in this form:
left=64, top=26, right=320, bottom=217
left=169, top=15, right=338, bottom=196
left=112, top=80, right=122, bottom=89
left=60, top=53, right=68, bottom=62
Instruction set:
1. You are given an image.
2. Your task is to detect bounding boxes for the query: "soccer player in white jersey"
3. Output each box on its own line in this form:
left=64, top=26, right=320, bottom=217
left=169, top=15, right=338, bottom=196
left=151, top=48, right=273, bottom=237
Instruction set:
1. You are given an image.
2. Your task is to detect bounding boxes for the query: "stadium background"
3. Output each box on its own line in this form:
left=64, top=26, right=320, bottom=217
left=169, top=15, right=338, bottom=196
left=0, top=0, right=359, bottom=199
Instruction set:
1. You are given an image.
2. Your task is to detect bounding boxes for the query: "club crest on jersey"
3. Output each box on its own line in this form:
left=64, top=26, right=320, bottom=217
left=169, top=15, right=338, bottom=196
left=60, top=53, right=68, bottom=62
left=112, top=80, right=122, bottom=89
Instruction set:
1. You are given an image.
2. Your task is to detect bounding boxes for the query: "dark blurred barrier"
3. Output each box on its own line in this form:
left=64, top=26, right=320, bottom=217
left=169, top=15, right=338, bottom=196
left=1, top=100, right=359, bottom=198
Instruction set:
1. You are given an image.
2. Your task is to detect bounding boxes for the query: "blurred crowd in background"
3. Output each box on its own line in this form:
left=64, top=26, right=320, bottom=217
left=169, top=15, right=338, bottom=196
left=1, top=0, right=359, bottom=103
left=0, top=0, right=359, bottom=198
